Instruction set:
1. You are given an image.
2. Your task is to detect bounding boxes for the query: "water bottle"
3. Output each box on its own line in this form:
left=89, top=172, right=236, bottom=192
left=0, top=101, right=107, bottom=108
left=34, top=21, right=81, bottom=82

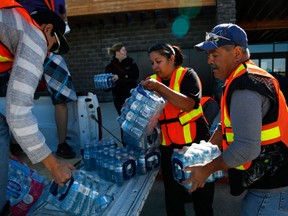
left=183, top=148, right=203, bottom=189
left=82, top=179, right=99, bottom=215
left=60, top=171, right=85, bottom=213
left=191, top=143, right=215, bottom=182
left=130, top=88, right=149, bottom=104
left=100, top=148, right=109, bottom=179
left=94, top=75, right=99, bottom=89
left=73, top=174, right=90, bottom=215
left=108, top=137, right=117, bottom=148
left=126, top=110, right=149, bottom=130
left=128, top=100, right=143, bottom=114
left=7, top=168, right=30, bottom=205
left=138, top=104, right=155, bottom=119
left=205, top=142, right=225, bottom=179
left=114, top=155, right=125, bottom=185
left=90, top=141, right=99, bottom=170
left=108, top=149, right=116, bottom=181
left=84, top=143, right=93, bottom=171
left=107, top=73, right=115, bottom=88
left=137, top=149, right=147, bottom=175
left=172, top=148, right=185, bottom=182
left=116, top=115, right=125, bottom=126
left=121, top=120, right=143, bottom=138
left=182, top=153, right=193, bottom=189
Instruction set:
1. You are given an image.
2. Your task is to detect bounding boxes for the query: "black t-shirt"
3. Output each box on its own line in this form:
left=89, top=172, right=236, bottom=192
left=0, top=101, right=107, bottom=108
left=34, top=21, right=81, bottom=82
left=162, top=68, right=210, bottom=143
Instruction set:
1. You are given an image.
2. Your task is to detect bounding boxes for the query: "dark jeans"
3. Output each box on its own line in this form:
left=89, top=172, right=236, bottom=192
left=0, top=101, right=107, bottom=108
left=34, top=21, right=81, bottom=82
left=113, top=97, right=126, bottom=115
left=160, top=144, right=215, bottom=216
left=0, top=72, right=9, bottom=97
left=0, top=114, right=10, bottom=213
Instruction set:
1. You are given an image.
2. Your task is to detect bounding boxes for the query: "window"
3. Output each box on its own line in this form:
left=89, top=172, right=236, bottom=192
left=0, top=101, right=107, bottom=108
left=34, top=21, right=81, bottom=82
left=249, top=43, right=288, bottom=78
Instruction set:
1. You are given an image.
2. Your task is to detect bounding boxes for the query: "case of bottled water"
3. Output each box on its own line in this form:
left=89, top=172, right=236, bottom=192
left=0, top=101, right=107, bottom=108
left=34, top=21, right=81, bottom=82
left=94, top=73, right=116, bottom=89
left=171, top=141, right=224, bottom=190
left=83, top=138, right=117, bottom=171
left=45, top=170, right=113, bottom=216
left=7, top=160, right=48, bottom=216
left=119, top=84, right=166, bottom=150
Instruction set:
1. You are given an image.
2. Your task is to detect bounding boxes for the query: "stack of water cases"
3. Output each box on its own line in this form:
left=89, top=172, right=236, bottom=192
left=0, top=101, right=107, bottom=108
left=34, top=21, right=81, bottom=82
left=117, top=84, right=166, bottom=150
left=7, top=160, right=48, bottom=216
left=45, top=170, right=113, bottom=216
left=172, top=141, right=224, bottom=190
left=83, top=138, right=161, bottom=185
left=94, top=73, right=116, bottom=89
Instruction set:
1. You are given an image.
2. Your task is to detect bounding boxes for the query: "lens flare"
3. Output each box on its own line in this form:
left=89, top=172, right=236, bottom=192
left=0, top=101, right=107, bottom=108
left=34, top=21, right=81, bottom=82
left=172, top=15, right=190, bottom=38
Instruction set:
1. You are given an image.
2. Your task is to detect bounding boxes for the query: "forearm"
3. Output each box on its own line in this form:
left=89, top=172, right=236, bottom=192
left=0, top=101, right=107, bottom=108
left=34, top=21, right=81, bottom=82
left=205, top=155, right=230, bottom=174
left=5, top=18, right=51, bottom=164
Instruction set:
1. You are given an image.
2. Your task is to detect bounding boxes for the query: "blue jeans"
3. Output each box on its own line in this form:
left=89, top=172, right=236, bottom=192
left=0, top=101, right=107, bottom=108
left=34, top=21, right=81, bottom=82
left=0, top=113, right=9, bottom=213
left=241, top=188, right=288, bottom=216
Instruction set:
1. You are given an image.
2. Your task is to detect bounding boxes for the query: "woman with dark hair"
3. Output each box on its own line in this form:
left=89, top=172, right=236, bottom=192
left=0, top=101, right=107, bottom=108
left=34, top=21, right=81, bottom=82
left=142, top=43, right=214, bottom=216
left=105, top=42, right=139, bottom=115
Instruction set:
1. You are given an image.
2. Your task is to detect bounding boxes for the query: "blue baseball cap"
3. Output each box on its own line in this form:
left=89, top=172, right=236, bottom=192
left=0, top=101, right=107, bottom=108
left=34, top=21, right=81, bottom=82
left=194, top=23, right=248, bottom=51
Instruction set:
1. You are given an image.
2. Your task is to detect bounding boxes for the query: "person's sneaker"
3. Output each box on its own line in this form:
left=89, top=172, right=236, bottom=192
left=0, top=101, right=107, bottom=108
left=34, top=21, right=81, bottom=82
left=10, top=143, right=24, bottom=156
left=56, top=142, right=76, bottom=159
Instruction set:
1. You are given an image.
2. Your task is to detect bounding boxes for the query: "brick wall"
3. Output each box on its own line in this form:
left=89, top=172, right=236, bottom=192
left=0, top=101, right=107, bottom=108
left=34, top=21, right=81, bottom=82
left=63, top=5, right=235, bottom=102
left=217, top=0, right=236, bottom=24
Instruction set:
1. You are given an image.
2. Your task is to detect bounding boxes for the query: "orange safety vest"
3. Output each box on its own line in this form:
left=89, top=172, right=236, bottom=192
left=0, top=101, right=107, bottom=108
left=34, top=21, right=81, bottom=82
left=221, top=60, right=288, bottom=170
left=200, top=96, right=215, bottom=106
left=0, top=42, right=14, bottom=73
left=0, top=0, right=44, bottom=73
left=44, top=0, right=55, bottom=11
left=150, top=66, right=204, bottom=146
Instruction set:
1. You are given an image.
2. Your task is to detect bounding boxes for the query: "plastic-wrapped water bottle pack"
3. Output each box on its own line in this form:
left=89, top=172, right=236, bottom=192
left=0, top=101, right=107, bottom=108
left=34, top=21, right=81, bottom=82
left=117, top=84, right=166, bottom=150
left=45, top=170, right=113, bottom=216
left=7, top=160, right=48, bottom=216
left=94, top=73, right=115, bottom=89
left=171, top=141, right=224, bottom=190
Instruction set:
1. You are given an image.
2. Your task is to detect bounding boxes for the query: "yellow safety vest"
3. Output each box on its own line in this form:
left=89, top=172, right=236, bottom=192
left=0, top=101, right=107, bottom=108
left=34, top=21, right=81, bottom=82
left=150, top=66, right=204, bottom=146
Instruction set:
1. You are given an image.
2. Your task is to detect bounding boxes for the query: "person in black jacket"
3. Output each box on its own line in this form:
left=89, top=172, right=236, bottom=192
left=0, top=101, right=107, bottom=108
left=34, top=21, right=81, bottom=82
left=105, top=42, right=139, bottom=115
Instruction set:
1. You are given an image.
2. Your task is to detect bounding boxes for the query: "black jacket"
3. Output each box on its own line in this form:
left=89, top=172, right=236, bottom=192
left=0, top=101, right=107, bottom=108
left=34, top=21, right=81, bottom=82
left=105, top=56, right=139, bottom=100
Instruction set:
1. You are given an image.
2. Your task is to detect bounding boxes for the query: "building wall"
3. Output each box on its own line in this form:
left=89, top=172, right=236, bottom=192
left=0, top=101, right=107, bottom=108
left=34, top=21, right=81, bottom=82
left=64, top=2, right=235, bottom=102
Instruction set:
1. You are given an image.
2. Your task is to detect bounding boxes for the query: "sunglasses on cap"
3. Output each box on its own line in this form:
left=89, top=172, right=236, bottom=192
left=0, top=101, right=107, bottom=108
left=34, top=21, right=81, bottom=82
left=50, top=31, right=60, bottom=53
left=205, top=32, right=231, bottom=42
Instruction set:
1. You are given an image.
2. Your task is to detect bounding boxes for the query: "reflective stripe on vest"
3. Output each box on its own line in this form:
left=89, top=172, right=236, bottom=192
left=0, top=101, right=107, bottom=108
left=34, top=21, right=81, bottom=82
left=150, top=66, right=204, bottom=145
left=221, top=60, right=288, bottom=170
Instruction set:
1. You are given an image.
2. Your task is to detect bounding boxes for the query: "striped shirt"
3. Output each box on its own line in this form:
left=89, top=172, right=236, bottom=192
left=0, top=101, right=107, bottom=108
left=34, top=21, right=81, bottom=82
left=0, top=8, right=52, bottom=164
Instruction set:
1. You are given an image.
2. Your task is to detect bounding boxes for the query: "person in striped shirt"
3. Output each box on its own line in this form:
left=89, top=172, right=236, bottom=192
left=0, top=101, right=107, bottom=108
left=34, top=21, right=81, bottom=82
left=0, top=4, right=75, bottom=213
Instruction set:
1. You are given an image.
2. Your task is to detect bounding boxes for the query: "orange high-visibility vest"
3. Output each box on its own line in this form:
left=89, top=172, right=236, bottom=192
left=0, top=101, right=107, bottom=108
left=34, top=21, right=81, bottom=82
left=0, top=42, right=14, bottom=73
left=200, top=96, right=215, bottom=106
left=44, top=0, right=55, bottom=11
left=150, top=66, right=204, bottom=146
left=221, top=60, right=288, bottom=170
left=0, top=0, right=44, bottom=73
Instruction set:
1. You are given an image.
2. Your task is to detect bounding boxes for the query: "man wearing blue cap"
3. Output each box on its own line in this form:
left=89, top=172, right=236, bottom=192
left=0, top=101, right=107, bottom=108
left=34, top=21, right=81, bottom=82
left=183, top=23, right=288, bottom=216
